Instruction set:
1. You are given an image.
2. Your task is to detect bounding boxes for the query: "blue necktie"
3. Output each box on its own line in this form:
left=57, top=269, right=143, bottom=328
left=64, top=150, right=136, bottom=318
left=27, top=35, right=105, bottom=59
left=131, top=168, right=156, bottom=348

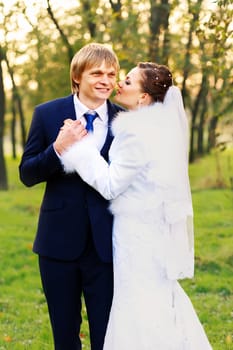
left=84, top=111, right=98, bottom=132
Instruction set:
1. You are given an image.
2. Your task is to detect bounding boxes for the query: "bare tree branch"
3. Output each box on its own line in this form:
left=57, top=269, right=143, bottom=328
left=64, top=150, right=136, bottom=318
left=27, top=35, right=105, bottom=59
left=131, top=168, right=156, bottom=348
left=47, top=0, right=74, bottom=62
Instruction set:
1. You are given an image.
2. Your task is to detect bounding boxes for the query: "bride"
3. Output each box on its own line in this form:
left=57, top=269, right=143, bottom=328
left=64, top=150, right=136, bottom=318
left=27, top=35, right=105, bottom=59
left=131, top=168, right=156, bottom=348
left=60, top=62, right=212, bottom=349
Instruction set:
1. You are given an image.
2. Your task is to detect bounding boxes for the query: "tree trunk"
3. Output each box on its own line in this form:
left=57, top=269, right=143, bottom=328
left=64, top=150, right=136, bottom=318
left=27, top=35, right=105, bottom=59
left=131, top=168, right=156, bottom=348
left=189, top=124, right=197, bottom=163
left=189, top=70, right=207, bottom=162
left=109, top=0, right=122, bottom=21
left=207, top=116, right=219, bottom=151
left=149, top=0, right=170, bottom=62
left=182, top=0, right=203, bottom=104
left=15, top=92, right=26, bottom=148
left=161, top=0, right=170, bottom=65
left=0, top=51, right=8, bottom=190
left=82, top=0, right=97, bottom=37
left=189, top=93, right=201, bottom=162
left=11, top=94, right=17, bottom=159
left=4, top=54, right=27, bottom=151
left=197, top=77, right=208, bottom=155
left=197, top=109, right=205, bottom=155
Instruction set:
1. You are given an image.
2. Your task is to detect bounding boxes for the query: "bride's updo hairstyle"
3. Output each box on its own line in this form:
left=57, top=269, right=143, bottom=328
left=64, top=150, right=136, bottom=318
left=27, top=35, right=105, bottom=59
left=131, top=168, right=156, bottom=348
left=138, top=62, right=173, bottom=103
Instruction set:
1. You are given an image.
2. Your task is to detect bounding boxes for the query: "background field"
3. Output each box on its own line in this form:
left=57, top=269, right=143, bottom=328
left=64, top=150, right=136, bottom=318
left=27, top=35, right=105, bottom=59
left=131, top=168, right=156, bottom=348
left=0, top=149, right=232, bottom=349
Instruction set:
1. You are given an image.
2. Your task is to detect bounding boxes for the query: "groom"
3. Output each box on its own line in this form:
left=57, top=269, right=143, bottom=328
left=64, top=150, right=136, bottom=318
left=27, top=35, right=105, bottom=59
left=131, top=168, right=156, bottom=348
left=19, top=43, right=124, bottom=350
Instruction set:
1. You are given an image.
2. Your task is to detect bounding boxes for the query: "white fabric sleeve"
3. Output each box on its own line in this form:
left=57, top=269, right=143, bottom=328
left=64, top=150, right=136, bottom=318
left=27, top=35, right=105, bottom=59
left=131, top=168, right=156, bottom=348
left=60, top=133, right=145, bottom=200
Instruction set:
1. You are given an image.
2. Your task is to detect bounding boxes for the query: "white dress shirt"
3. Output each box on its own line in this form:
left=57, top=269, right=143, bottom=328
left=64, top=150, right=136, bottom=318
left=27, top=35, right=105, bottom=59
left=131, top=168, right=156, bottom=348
left=73, top=94, right=108, bottom=150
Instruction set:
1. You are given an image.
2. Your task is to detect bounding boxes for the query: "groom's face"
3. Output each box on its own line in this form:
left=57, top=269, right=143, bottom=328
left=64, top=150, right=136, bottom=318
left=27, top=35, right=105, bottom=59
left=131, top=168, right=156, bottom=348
left=75, top=61, right=117, bottom=109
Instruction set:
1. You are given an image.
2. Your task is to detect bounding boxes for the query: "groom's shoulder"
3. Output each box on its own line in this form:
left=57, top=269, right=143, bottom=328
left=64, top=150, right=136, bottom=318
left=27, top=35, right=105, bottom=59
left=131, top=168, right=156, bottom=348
left=35, top=95, right=73, bottom=111
left=107, top=100, right=125, bottom=115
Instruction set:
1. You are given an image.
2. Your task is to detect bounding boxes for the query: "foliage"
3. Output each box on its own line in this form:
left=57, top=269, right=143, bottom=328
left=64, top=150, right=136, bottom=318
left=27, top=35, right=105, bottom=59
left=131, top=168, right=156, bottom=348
left=0, top=150, right=232, bottom=349
left=0, top=1, right=232, bottom=111
left=0, top=0, right=232, bottom=169
left=189, top=148, right=233, bottom=190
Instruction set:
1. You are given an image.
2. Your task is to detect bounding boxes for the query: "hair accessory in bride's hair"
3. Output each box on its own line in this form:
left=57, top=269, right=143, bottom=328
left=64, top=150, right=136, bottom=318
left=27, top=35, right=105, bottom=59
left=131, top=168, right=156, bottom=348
left=137, top=62, right=173, bottom=102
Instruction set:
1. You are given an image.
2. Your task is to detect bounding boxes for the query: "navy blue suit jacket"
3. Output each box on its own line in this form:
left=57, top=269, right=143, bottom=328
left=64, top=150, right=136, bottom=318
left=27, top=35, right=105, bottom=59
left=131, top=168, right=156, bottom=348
left=19, top=95, right=124, bottom=262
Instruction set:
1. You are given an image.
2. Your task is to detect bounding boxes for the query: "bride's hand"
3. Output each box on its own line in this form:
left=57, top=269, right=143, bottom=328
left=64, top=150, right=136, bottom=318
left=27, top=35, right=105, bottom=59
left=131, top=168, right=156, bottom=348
left=54, top=119, right=87, bottom=155
left=62, top=118, right=76, bottom=129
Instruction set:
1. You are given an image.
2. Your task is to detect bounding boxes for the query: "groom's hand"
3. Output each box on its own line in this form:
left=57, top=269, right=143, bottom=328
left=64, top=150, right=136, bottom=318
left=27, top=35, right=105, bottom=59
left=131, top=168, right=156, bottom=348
left=54, top=119, right=87, bottom=155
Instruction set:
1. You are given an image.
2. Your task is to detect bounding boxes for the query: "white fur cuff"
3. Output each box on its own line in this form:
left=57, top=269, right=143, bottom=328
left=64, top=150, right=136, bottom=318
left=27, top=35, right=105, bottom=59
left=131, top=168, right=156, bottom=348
left=60, top=142, right=81, bottom=173
left=60, top=135, right=96, bottom=173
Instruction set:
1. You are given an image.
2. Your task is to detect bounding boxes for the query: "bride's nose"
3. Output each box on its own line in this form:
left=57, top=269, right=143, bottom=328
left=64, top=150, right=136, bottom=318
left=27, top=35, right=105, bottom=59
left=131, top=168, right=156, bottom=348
left=117, top=81, right=123, bottom=88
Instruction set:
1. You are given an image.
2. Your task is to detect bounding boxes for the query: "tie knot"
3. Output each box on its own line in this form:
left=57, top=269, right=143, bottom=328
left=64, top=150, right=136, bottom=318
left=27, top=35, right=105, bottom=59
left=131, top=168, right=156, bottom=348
left=84, top=111, right=98, bottom=132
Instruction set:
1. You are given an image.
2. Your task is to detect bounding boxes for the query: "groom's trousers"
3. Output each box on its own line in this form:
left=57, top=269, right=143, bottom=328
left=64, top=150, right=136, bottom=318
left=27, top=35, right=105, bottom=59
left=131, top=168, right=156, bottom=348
left=38, top=231, right=113, bottom=350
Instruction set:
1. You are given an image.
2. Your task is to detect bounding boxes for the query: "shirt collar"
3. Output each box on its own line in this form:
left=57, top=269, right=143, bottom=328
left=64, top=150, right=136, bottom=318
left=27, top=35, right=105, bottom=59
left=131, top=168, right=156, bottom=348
left=73, top=94, right=108, bottom=123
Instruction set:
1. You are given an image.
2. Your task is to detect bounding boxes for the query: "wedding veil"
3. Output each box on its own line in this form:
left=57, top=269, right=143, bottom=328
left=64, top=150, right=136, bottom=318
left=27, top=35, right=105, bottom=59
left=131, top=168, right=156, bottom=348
left=161, top=86, right=194, bottom=279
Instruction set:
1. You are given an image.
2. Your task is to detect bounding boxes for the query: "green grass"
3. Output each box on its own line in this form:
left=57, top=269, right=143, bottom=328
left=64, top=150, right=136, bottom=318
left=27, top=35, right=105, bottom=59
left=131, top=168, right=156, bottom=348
left=0, top=149, right=233, bottom=349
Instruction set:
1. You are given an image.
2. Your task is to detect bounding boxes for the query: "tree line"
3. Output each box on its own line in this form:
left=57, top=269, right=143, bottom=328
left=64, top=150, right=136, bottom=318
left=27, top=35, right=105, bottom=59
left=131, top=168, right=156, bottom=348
left=0, top=0, right=232, bottom=190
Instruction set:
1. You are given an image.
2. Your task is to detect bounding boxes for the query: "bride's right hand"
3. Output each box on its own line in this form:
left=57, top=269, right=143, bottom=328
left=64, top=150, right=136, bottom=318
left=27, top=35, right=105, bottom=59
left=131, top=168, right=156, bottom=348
left=54, top=119, right=87, bottom=155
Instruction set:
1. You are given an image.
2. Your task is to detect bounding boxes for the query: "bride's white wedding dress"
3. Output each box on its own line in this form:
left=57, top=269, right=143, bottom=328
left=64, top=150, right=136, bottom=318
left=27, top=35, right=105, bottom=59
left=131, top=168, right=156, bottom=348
left=61, top=87, right=212, bottom=349
left=102, top=212, right=212, bottom=350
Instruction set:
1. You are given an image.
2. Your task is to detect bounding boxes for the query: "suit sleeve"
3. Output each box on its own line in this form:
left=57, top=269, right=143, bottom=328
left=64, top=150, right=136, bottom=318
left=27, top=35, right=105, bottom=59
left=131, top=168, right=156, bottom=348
left=61, top=132, right=146, bottom=200
left=19, top=107, right=63, bottom=187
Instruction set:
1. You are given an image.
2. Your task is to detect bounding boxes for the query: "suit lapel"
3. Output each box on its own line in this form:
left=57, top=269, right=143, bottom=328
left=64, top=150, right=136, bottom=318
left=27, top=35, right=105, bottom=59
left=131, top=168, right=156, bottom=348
left=61, top=95, right=76, bottom=121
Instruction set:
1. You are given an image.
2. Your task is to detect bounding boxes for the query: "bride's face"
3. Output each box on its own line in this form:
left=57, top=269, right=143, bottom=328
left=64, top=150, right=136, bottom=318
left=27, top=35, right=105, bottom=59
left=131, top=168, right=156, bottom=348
left=114, top=67, right=144, bottom=110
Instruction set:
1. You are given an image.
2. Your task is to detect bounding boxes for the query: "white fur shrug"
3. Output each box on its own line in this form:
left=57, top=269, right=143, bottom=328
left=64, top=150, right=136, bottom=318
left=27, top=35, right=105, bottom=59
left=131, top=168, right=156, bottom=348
left=61, top=104, right=194, bottom=280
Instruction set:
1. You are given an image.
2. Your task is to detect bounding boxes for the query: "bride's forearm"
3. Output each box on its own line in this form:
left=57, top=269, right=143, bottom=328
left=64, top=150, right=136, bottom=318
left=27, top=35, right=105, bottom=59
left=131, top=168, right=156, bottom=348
left=60, top=139, right=115, bottom=199
left=61, top=132, right=145, bottom=201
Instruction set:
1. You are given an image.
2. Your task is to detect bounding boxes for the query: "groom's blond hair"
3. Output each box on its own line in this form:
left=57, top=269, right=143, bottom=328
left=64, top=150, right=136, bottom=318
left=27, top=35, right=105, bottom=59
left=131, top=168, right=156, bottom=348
left=70, top=43, right=119, bottom=94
